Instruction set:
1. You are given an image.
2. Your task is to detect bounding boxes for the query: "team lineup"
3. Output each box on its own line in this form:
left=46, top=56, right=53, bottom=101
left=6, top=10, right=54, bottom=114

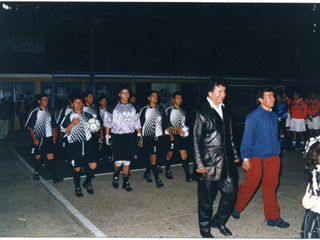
left=25, top=85, right=194, bottom=197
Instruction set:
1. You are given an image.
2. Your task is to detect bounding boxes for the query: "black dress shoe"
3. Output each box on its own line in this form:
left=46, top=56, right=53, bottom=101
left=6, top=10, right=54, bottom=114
left=201, top=232, right=214, bottom=238
left=211, top=222, right=232, bottom=236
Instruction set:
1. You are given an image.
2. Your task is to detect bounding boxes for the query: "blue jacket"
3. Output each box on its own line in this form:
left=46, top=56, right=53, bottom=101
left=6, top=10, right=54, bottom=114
left=240, top=105, right=281, bottom=159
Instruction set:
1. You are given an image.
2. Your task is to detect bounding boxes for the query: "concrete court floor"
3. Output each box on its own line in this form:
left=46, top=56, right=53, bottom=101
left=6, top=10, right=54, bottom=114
left=0, top=135, right=309, bottom=238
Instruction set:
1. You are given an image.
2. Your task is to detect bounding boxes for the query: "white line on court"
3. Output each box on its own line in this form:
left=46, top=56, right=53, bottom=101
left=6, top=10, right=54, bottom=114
left=9, top=146, right=106, bottom=238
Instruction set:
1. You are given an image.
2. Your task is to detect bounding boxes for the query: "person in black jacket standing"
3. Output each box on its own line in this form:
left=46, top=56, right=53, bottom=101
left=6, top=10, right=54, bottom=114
left=193, top=77, right=239, bottom=238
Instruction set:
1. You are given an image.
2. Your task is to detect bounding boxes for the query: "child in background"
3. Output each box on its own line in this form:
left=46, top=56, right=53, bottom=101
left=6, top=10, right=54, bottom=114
left=301, top=135, right=320, bottom=238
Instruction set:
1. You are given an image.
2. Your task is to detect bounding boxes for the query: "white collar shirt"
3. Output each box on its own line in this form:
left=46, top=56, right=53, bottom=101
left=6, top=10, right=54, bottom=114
left=206, top=97, right=224, bottom=120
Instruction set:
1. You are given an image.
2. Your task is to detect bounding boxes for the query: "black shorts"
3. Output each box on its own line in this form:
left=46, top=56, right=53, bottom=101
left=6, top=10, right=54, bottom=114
left=31, top=136, right=55, bottom=156
left=68, top=139, right=97, bottom=168
left=278, top=118, right=286, bottom=132
left=165, top=134, right=188, bottom=152
left=61, top=136, right=68, bottom=149
left=143, top=136, right=165, bottom=156
left=112, top=133, right=138, bottom=161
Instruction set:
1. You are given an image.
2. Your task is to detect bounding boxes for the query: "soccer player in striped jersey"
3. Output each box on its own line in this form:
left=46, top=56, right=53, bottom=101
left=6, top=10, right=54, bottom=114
left=139, top=90, right=167, bottom=187
left=164, top=92, right=193, bottom=182
left=104, top=86, right=143, bottom=192
left=60, top=93, right=98, bottom=197
left=25, top=94, right=63, bottom=183
left=56, top=94, right=74, bottom=166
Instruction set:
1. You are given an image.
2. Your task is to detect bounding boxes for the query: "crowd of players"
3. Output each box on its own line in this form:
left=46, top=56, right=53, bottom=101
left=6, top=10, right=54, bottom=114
left=25, top=86, right=195, bottom=197
left=274, top=90, right=320, bottom=153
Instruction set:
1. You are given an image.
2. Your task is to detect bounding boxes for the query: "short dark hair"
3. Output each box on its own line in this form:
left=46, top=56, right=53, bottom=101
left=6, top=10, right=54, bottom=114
left=172, top=91, right=182, bottom=100
left=148, top=90, right=158, bottom=97
left=68, top=94, right=75, bottom=101
left=70, top=93, right=83, bottom=103
left=99, top=95, right=107, bottom=101
left=205, top=76, right=226, bottom=95
left=39, top=94, right=49, bottom=101
left=130, top=93, right=136, bottom=98
left=118, top=85, right=130, bottom=94
left=256, top=87, right=274, bottom=103
left=82, top=91, right=93, bottom=99
left=1, top=98, right=6, bottom=103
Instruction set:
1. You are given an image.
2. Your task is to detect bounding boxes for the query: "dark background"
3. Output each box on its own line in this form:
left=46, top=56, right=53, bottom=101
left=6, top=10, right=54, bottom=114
left=0, top=2, right=319, bottom=82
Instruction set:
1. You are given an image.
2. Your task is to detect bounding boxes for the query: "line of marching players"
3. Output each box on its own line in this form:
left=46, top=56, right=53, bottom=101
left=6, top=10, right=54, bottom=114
left=25, top=86, right=197, bottom=197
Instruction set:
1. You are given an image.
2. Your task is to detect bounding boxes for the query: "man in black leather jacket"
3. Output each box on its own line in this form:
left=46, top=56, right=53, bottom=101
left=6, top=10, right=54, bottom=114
left=193, top=77, right=239, bottom=238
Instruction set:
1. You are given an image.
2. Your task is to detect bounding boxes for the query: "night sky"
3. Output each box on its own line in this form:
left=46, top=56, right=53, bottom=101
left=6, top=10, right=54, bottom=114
left=0, top=2, right=319, bottom=82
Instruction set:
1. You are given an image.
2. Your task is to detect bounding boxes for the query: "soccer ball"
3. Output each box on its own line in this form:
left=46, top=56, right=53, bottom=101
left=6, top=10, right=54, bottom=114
left=181, top=126, right=189, bottom=137
left=87, top=118, right=101, bottom=132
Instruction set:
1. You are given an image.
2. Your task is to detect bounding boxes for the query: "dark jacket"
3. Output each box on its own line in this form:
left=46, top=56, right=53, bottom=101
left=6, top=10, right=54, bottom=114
left=193, top=100, right=239, bottom=181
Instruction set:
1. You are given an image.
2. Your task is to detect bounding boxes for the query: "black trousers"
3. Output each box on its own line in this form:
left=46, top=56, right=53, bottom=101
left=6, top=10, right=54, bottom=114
left=198, top=177, right=237, bottom=235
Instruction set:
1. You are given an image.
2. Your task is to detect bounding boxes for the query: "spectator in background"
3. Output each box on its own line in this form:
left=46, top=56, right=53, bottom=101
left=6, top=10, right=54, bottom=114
left=7, top=96, right=15, bottom=132
left=16, top=94, right=30, bottom=131
left=0, top=98, right=9, bottom=141
left=31, top=94, right=40, bottom=110
left=130, top=93, right=141, bottom=112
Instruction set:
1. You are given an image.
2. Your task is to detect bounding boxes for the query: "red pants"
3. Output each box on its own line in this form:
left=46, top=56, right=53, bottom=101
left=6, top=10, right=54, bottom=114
left=234, top=155, right=281, bottom=220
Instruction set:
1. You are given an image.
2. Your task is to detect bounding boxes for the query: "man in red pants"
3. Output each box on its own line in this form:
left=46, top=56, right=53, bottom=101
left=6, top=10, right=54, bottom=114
left=231, top=87, right=290, bottom=228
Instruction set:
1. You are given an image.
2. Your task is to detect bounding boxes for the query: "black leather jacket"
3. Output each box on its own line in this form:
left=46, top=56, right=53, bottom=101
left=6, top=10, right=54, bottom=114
left=193, top=100, right=239, bottom=181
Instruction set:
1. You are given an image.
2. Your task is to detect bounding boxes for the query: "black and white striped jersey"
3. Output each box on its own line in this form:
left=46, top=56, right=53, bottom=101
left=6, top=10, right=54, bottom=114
left=83, top=104, right=102, bottom=124
left=104, top=101, right=141, bottom=134
left=25, top=107, right=57, bottom=138
left=56, top=105, right=73, bottom=124
left=60, top=110, right=93, bottom=143
left=83, top=104, right=98, bottom=118
left=165, top=106, right=188, bottom=135
left=140, top=104, right=167, bottom=137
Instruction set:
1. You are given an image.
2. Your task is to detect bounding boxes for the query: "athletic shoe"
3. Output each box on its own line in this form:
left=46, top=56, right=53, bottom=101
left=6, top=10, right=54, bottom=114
left=157, top=165, right=163, bottom=173
left=122, top=182, right=133, bottom=191
left=34, top=172, right=40, bottom=181
left=231, top=208, right=240, bottom=219
left=83, top=181, right=94, bottom=194
left=53, top=175, right=63, bottom=183
left=186, top=174, right=194, bottom=182
left=75, top=187, right=84, bottom=197
left=143, top=172, right=152, bottom=182
left=165, top=170, right=173, bottom=179
left=156, top=179, right=164, bottom=188
left=112, top=178, right=119, bottom=189
left=41, top=163, right=46, bottom=170
left=267, top=218, right=290, bottom=228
